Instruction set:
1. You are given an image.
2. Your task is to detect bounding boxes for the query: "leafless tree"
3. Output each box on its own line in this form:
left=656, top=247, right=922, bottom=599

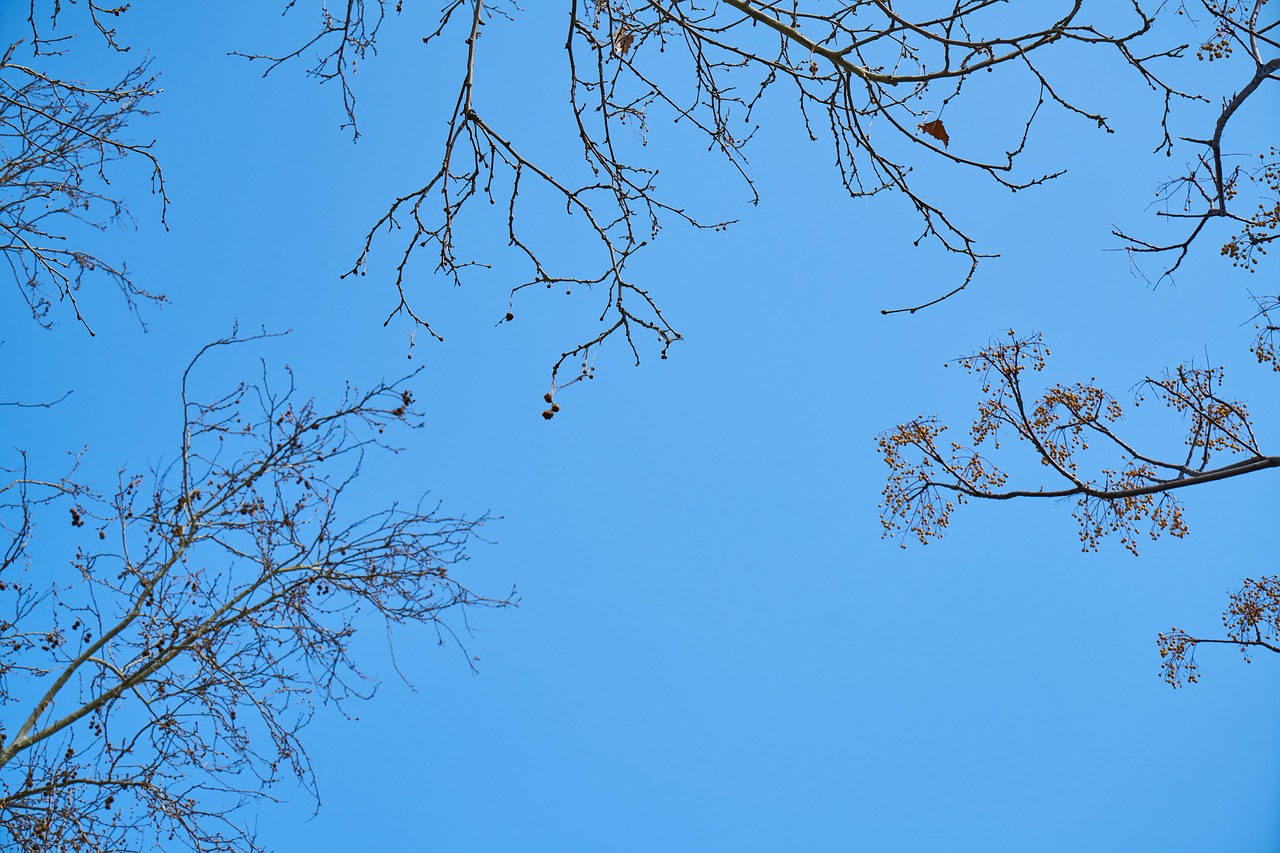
left=2, top=3, right=167, bottom=332
left=235, top=2, right=1275, bottom=437
left=0, top=333, right=513, bottom=852
left=303, top=0, right=1204, bottom=402
left=8, top=1, right=1274, bottom=701
left=11, top=2, right=1271, bottom=391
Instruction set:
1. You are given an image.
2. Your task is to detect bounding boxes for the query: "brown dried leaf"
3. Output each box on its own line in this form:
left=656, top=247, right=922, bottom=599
left=918, top=118, right=950, bottom=148
left=614, top=27, right=635, bottom=57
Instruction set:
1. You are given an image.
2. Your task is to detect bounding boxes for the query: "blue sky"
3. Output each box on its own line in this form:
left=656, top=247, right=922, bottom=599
left=4, top=2, right=1278, bottom=851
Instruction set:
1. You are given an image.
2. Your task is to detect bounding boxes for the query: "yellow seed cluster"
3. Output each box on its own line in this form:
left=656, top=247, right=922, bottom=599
left=1250, top=296, right=1280, bottom=371
left=1156, top=628, right=1201, bottom=687
left=1144, top=363, right=1258, bottom=455
left=1223, top=575, right=1280, bottom=659
left=1155, top=575, right=1280, bottom=687
left=1196, top=2, right=1242, bottom=61
left=878, top=418, right=953, bottom=546
left=1220, top=149, right=1279, bottom=269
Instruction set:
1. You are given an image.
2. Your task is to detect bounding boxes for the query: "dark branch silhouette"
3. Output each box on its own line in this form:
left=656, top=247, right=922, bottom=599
left=246, top=1, right=1213, bottom=401
left=0, top=333, right=513, bottom=852
left=0, top=40, right=166, bottom=332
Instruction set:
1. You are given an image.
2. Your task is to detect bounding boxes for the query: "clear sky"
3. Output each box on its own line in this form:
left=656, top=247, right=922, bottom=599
left=4, top=2, right=1278, bottom=851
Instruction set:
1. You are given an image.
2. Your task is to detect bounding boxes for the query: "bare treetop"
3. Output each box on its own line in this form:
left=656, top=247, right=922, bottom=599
left=0, top=42, right=166, bottom=332
left=227, top=1, right=1275, bottom=405
left=0, top=334, right=513, bottom=852
left=6, top=3, right=1273, bottom=389
left=336, top=1, right=1188, bottom=396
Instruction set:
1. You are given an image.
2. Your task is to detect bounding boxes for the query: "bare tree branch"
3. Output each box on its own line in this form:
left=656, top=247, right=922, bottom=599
left=230, top=0, right=399, bottom=139
left=253, top=1, right=1205, bottom=400
left=0, top=34, right=167, bottom=332
left=0, top=333, right=514, bottom=852
left=1113, top=1, right=1278, bottom=279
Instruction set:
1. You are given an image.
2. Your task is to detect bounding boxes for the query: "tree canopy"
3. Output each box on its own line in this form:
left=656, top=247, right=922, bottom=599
left=1, top=1, right=1277, bottom=850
